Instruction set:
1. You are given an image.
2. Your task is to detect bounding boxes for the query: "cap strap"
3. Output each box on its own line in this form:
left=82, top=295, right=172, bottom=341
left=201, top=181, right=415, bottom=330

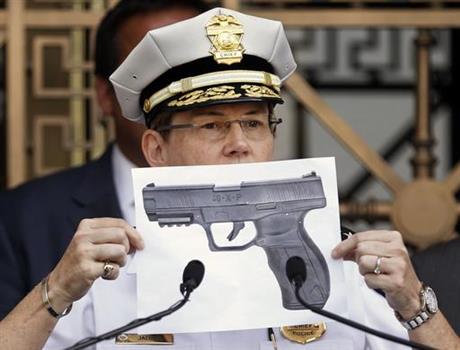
left=143, top=70, right=281, bottom=113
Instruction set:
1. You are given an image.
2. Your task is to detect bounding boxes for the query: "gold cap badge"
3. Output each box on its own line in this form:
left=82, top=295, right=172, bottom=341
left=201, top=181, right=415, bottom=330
left=280, top=323, right=327, bottom=344
left=206, top=14, right=245, bottom=65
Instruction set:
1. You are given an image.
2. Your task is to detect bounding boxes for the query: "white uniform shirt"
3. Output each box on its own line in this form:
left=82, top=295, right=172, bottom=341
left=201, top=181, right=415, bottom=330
left=44, top=146, right=409, bottom=350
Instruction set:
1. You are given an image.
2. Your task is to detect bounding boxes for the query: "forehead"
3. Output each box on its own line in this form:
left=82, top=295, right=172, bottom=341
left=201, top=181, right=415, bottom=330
left=174, top=102, right=270, bottom=120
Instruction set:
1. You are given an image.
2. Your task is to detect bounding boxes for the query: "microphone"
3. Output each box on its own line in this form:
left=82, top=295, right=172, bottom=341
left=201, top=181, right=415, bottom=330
left=285, top=256, right=435, bottom=350
left=285, top=256, right=306, bottom=289
left=64, top=260, right=205, bottom=350
left=180, top=260, right=205, bottom=295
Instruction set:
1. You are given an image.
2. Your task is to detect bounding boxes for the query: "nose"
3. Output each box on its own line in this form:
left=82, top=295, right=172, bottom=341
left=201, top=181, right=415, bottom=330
left=222, top=122, right=250, bottom=159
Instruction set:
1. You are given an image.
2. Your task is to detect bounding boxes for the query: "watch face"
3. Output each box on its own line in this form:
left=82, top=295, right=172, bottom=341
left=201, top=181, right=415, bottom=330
left=424, top=287, right=439, bottom=314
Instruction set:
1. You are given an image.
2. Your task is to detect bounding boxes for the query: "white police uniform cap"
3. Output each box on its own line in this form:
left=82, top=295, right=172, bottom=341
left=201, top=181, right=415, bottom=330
left=110, top=7, right=297, bottom=126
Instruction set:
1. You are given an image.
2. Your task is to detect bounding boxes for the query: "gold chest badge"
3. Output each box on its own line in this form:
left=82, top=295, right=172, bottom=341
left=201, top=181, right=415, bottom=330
left=206, top=14, right=245, bottom=65
left=280, top=322, right=327, bottom=344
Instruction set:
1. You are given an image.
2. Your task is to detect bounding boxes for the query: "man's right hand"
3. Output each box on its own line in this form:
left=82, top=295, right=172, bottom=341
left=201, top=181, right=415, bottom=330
left=45, top=218, right=144, bottom=313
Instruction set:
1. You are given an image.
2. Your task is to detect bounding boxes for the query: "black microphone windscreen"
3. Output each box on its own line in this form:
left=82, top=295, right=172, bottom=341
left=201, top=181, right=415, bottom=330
left=183, top=260, right=205, bottom=289
left=286, top=256, right=307, bottom=284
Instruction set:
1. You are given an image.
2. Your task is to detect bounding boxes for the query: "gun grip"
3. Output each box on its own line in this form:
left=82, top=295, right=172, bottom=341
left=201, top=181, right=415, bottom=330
left=262, top=221, right=330, bottom=310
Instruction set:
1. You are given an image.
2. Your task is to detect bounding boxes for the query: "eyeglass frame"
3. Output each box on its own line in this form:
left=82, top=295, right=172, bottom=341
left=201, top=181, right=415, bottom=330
left=154, top=116, right=283, bottom=137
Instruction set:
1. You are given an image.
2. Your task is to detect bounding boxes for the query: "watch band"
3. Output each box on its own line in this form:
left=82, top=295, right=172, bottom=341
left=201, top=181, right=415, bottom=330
left=395, top=283, right=438, bottom=330
left=396, top=310, right=430, bottom=330
left=41, top=275, right=72, bottom=319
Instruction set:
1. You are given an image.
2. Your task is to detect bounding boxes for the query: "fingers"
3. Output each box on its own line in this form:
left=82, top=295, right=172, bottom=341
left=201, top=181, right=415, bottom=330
left=94, top=244, right=128, bottom=267
left=358, top=255, right=385, bottom=275
left=332, top=229, right=423, bottom=315
left=78, top=218, right=145, bottom=251
left=71, top=259, right=120, bottom=282
left=49, top=218, right=144, bottom=305
left=332, top=230, right=403, bottom=260
left=70, top=244, right=124, bottom=281
left=83, top=227, right=130, bottom=253
left=73, top=218, right=142, bottom=280
left=363, top=273, right=400, bottom=291
left=78, top=217, right=129, bottom=230
left=125, top=224, right=145, bottom=252
left=355, top=240, right=408, bottom=265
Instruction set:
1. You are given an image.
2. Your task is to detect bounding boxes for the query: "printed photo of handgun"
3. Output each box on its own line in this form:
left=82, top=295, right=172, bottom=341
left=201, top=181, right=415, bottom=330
left=142, top=172, right=330, bottom=310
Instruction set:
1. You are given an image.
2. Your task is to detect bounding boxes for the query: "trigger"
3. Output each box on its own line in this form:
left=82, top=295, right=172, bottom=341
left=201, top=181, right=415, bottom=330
left=227, top=222, right=245, bottom=241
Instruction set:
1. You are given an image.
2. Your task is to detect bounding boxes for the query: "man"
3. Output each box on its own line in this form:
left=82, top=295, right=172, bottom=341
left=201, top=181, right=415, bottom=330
left=1, top=6, right=458, bottom=350
left=39, top=7, right=457, bottom=350
left=412, top=237, right=460, bottom=334
left=0, top=0, right=208, bottom=348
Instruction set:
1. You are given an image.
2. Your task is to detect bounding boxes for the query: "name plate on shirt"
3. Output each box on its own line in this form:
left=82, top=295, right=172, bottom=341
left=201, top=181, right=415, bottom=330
left=115, top=333, right=174, bottom=345
left=281, top=323, right=326, bottom=344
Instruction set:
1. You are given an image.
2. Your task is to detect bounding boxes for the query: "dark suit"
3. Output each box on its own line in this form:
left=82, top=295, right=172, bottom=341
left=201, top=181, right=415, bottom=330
left=411, top=237, right=460, bottom=334
left=0, top=146, right=122, bottom=319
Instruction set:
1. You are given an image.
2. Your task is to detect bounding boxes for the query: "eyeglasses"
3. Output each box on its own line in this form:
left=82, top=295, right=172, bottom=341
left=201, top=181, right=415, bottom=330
left=156, top=117, right=282, bottom=141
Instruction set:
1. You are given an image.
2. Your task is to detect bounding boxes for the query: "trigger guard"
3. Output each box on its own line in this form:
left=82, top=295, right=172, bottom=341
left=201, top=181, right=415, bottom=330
left=204, top=224, right=220, bottom=251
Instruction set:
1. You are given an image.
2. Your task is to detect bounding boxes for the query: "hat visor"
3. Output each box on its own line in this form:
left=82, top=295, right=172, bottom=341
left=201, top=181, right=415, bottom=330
left=157, top=83, right=283, bottom=114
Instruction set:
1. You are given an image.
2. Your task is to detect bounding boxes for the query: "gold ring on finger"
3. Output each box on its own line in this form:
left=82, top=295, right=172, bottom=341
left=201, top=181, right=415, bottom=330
left=102, top=261, right=115, bottom=279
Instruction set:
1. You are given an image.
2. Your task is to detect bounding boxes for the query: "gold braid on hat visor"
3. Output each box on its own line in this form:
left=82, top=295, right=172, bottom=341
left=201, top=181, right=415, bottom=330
left=142, top=70, right=281, bottom=114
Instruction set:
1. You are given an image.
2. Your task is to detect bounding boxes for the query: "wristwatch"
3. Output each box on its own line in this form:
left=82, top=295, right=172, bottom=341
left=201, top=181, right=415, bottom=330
left=396, top=284, right=439, bottom=330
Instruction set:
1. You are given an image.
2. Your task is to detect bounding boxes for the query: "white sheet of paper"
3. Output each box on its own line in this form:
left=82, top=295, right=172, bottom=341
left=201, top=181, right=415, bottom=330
left=133, top=157, right=347, bottom=333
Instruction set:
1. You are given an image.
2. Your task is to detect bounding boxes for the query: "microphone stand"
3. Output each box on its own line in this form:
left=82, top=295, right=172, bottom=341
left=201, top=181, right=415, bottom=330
left=293, top=286, right=436, bottom=350
left=63, top=289, right=191, bottom=350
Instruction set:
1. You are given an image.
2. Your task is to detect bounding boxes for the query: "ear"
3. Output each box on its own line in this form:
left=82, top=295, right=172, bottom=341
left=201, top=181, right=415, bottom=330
left=95, top=76, right=117, bottom=116
left=142, top=129, right=169, bottom=166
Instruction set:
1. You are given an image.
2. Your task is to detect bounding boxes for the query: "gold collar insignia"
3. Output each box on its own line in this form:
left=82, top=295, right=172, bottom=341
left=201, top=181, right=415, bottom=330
left=206, top=14, right=245, bottom=65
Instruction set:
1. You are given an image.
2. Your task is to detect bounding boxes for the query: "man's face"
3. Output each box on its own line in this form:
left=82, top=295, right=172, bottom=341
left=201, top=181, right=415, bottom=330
left=142, top=102, right=275, bottom=167
left=97, top=8, right=200, bottom=166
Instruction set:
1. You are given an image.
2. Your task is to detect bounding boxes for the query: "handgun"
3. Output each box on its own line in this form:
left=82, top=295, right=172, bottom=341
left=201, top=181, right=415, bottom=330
left=142, top=173, right=330, bottom=310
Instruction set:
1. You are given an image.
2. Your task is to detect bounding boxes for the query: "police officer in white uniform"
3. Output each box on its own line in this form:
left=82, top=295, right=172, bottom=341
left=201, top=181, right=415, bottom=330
left=35, top=7, right=458, bottom=350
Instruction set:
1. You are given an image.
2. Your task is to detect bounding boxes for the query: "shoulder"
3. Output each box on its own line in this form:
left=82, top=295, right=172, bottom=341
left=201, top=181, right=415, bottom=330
left=412, top=238, right=460, bottom=269
left=412, top=238, right=460, bottom=333
left=0, top=147, right=115, bottom=235
left=0, top=148, right=112, bottom=208
left=4, top=163, right=88, bottom=198
left=411, top=237, right=460, bottom=287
